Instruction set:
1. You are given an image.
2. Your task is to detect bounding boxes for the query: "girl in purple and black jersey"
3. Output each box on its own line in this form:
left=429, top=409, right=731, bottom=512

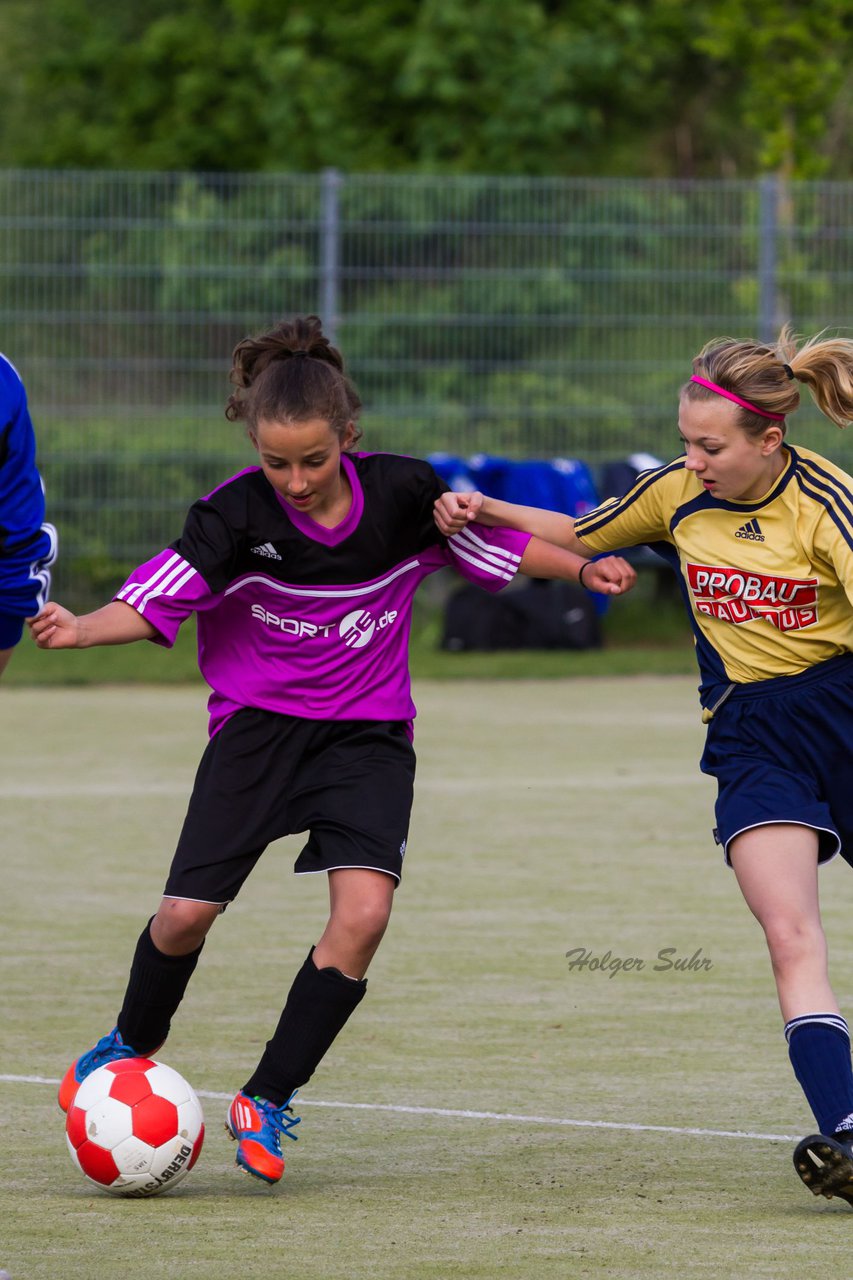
left=30, top=315, right=635, bottom=1186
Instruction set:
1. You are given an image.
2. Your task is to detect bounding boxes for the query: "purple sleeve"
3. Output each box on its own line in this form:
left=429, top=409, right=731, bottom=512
left=445, top=523, right=532, bottom=593
left=114, top=548, right=216, bottom=646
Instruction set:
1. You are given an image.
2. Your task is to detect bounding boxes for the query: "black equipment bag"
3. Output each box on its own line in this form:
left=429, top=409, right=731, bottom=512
left=441, top=579, right=602, bottom=652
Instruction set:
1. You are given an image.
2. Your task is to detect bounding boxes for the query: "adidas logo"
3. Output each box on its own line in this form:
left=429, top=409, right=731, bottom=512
left=734, top=518, right=765, bottom=543
left=250, top=542, right=282, bottom=560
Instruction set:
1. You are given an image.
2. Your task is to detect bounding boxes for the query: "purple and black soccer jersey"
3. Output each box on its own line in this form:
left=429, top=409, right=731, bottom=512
left=116, top=452, right=531, bottom=736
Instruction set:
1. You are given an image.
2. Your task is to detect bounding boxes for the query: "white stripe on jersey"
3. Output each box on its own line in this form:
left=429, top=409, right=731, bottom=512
left=449, top=544, right=515, bottom=582
left=118, top=553, right=198, bottom=613
left=450, top=525, right=522, bottom=565
left=29, top=522, right=58, bottom=610
left=119, top=552, right=184, bottom=607
left=448, top=528, right=522, bottom=577
left=223, top=557, right=423, bottom=602
left=139, top=564, right=197, bottom=614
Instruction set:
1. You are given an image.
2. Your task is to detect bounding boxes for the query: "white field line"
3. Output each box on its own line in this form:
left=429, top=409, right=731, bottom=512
left=0, top=1073, right=797, bottom=1144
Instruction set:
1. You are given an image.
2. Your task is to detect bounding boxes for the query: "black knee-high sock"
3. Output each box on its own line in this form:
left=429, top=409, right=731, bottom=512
left=116, top=920, right=204, bottom=1055
left=242, top=948, right=367, bottom=1107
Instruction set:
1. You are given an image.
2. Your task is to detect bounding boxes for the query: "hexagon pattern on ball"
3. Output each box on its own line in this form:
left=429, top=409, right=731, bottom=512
left=65, top=1058, right=205, bottom=1197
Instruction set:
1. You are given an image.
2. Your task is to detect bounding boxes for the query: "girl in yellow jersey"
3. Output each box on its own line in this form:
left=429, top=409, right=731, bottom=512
left=434, top=327, right=853, bottom=1209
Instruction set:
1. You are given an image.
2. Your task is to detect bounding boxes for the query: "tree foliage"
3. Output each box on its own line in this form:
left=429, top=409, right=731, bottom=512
left=0, top=0, right=850, bottom=176
left=695, top=0, right=852, bottom=178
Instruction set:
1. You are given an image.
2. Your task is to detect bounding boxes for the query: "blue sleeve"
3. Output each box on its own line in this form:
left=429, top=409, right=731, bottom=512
left=0, top=355, right=45, bottom=553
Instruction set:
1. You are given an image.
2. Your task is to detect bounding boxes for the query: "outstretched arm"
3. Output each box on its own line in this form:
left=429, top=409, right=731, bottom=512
left=520, top=537, right=636, bottom=596
left=435, top=491, right=583, bottom=553
left=28, top=599, right=157, bottom=649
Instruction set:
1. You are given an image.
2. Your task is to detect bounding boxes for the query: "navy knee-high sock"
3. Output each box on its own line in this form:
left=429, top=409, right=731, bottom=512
left=242, top=948, right=367, bottom=1107
left=116, top=921, right=204, bottom=1055
left=786, top=1014, right=853, bottom=1137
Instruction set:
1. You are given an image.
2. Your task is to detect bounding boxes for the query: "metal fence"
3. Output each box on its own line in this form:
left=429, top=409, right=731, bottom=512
left=1, top=169, right=852, bottom=600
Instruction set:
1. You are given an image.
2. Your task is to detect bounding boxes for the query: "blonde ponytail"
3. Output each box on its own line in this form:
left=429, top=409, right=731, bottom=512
left=684, top=325, right=853, bottom=433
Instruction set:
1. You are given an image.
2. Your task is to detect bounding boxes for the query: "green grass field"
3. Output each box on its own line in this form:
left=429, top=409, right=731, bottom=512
left=2, top=678, right=852, bottom=1279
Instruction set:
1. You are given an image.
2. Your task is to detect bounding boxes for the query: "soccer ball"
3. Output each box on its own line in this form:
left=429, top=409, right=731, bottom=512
left=65, top=1058, right=205, bottom=1197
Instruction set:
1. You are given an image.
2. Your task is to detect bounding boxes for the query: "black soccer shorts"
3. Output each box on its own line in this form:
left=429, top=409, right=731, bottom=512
left=163, top=707, right=416, bottom=904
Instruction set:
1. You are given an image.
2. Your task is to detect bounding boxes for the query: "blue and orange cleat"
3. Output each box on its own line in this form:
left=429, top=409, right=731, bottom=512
left=225, top=1090, right=301, bottom=1185
left=58, top=1026, right=149, bottom=1113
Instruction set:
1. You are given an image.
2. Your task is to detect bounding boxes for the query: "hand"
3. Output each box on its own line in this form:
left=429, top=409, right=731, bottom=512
left=27, top=602, right=83, bottom=649
left=434, top=490, right=484, bottom=536
left=580, top=556, right=637, bottom=596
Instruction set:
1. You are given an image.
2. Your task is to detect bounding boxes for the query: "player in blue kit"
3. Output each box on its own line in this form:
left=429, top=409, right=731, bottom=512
left=31, top=315, right=636, bottom=1187
left=435, top=326, right=853, bottom=1208
left=0, top=354, right=56, bottom=677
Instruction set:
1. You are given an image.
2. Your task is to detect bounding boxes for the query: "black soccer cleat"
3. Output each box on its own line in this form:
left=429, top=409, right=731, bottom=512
left=793, top=1134, right=853, bottom=1207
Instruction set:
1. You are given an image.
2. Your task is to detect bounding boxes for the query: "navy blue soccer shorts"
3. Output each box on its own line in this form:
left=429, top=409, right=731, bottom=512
left=164, top=708, right=417, bottom=905
left=700, top=653, right=853, bottom=867
left=0, top=523, right=58, bottom=648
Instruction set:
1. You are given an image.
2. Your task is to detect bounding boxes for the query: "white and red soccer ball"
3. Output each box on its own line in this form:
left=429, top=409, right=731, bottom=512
left=65, top=1058, right=204, bottom=1197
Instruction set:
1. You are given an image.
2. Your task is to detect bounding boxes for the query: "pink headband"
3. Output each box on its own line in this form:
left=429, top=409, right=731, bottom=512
left=690, top=375, right=785, bottom=421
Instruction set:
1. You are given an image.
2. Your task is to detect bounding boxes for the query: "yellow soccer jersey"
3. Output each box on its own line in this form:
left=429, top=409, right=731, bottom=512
left=574, top=444, right=853, bottom=687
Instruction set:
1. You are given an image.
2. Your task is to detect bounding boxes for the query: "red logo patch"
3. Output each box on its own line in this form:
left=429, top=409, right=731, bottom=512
left=686, top=563, right=818, bottom=632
